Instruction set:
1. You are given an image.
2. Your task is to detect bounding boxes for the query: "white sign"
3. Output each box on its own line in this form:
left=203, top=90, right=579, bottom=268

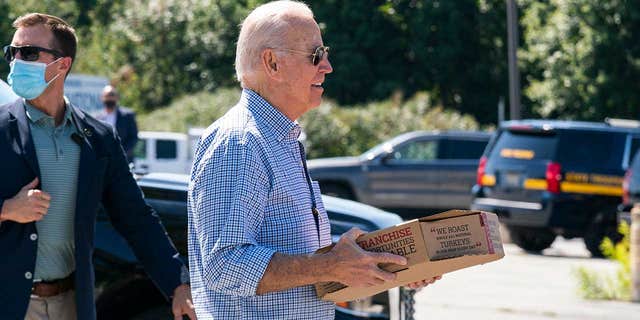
left=64, top=74, right=109, bottom=116
left=0, top=79, right=18, bottom=105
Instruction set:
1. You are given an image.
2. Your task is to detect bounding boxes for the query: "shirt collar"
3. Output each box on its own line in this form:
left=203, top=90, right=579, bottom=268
left=24, top=99, right=74, bottom=127
left=242, top=88, right=301, bottom=142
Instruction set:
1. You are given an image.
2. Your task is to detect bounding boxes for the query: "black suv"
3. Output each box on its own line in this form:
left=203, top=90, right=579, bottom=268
left=471, top=119, right=640, bottom=257
left=93, top=173, right=415, bottom=320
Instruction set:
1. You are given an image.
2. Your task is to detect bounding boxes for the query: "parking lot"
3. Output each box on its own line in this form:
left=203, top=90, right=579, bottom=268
left=413, top=237, right=639, bottom=319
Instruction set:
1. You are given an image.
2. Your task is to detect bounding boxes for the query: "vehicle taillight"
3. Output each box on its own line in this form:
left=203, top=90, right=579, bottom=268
left=623, top=169, right=632, bottom=205
left=477, top=156, right=487, bottom=185
left=546, top=162, right=562, bottom=193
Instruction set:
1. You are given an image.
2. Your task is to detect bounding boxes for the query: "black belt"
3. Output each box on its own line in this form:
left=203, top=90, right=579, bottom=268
left=32, top=273, right=75, bottom=297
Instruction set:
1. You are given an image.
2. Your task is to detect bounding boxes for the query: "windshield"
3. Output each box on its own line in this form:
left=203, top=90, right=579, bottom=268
left=361, top=133, right=417, bottom=160
left=488, top=130, right=558, bottom=163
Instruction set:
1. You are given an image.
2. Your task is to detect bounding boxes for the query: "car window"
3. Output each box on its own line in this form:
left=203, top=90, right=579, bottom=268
left=133, top=139, right=146, bottom=160
left=632, top=149, right=640, bottom=171
left=628, top=137, right=640, bottom=168
left=556, top=131, right=625, bottom=169
left=488, top=131, right=557, bottom=163
left=391, top=140, right=438, bottom=162
left=156, top=140, right=177, bottom=159
left=439, top=139, right=487, bottom=160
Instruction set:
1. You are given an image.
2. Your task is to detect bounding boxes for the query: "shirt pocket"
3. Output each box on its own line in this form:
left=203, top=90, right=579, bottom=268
left=312, top=180, right=332, bottom=247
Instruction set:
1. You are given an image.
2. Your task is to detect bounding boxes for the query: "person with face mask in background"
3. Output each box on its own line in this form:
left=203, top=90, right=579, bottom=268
left=96, top=85, right=139, bottom=163
left=0, top=13, right=196, bottom=320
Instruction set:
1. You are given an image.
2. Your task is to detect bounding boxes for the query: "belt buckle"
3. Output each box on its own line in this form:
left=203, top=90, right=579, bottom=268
left=31, top=279, right=43, bottom=296
left=31, top=279, right=42, bottom=291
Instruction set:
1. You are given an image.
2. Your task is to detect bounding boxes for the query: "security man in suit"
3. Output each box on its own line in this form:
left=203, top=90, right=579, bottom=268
left=0, top=13, right=196, bottom=320
left=96, top=85, right=139, bottom=163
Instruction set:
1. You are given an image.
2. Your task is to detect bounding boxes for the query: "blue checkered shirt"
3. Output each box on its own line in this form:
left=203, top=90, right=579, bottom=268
left=187, top=89, right=335, bottom=319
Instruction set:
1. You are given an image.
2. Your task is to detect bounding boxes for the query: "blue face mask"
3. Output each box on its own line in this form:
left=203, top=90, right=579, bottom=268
left=7, top=58, right=61, bottom=100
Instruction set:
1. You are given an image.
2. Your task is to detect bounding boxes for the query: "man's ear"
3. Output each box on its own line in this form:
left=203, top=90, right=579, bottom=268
left=261, top=49, right=282, bottom=81
left=58, top=56, right=73, bottom=74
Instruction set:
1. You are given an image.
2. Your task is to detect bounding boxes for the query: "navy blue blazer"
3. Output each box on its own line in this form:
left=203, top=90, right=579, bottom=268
left=0, top=99, right=183, bottom=319
left=96, top=107, right=139, bottom=162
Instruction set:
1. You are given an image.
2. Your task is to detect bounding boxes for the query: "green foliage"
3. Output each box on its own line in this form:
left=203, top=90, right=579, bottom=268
left=2, top=0, right=508, bottom=124
left=521, top=0, right=640, bottom=120
left=575, top=222, right=631, bottom=301
left=0, top=1, right=13, bottom=78
left=138, top=87, right=240, bottom=133
left=1, top=0, right=126, bottom=78
left=312, top=0, right=508, bottom=124
left=94, top=0, right=253, bottom=111
left=139, top=88, right=481, bottom=159
left=301, top=91, right=481, bottom=158
left=4, top=0, right=640, bottom=125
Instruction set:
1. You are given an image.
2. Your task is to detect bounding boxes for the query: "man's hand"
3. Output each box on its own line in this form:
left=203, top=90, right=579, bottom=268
left=325, top=228, right=407, bottom=287
left=172, top=284, right=196, bottom=320
left=0, top=178, right=50, bottom=223
left=406, top=275, right=442, bottom=292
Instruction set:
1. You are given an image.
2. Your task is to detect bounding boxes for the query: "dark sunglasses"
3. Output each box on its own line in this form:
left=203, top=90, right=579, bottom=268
left=281, top=46, right=330, bottom=66
left=3, top=45, right=64, bottom=63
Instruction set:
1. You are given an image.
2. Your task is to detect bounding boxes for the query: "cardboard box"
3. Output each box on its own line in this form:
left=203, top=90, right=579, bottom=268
left=315, top=210, right=504, bottom=302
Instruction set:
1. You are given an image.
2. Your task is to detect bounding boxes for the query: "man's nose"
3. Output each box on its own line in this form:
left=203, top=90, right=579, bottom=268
left=319, top=56, right=332, bottom=74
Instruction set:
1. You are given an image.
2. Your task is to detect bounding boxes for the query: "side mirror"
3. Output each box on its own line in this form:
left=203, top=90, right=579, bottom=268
left=380, top=151, right=396, bottom=165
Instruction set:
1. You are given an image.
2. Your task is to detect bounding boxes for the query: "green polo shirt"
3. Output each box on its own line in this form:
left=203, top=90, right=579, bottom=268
left=25, top=101, right=81, bottom=281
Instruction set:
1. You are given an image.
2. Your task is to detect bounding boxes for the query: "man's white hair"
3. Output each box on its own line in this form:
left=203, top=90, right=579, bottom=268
left=235, top=0, right=314, bottom=87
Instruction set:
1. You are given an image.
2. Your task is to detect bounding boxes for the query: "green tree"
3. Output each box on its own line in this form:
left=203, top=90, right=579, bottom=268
left=521, top=0, right=640, bottom=120
left=0, top=1, right=14, bottom=80
left=97, top=0, right=258, bottom=111
left=310, top=0, right=408, bottom=104
left=1, top=0, right=120, bottom=80
left=312, top=0, right=508, bottom=124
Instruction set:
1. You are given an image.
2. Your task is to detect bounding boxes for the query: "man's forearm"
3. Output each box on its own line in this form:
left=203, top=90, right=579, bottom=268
left=256, top=252, right=333, bottom=295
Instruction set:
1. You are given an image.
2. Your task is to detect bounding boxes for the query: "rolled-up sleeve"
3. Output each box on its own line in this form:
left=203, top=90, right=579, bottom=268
left=190, top=134, right=275, bottom=297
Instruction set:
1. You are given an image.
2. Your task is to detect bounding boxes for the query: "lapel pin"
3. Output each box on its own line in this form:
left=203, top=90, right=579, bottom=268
left=83, top=128, right=92, bottom=137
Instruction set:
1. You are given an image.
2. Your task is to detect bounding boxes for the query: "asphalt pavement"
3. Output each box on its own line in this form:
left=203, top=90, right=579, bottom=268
left=413, top=237, right=640, bottom=320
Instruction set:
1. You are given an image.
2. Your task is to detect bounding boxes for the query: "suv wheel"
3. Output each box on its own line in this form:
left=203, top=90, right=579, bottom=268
left=507, top=226, right=556, bottom=252
left=583, top=218, right=623, bottom=258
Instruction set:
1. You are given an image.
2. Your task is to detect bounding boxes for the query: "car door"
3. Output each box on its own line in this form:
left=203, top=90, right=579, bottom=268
left=141, top=186, right=189, bottom=256
left=437, top=138, right=488, bottom=208
left=365, top=136, right=441, bottom=210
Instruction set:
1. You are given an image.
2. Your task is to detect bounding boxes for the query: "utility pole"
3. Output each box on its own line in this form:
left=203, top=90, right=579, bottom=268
left=498, top=96, right=505, bottom=124
left=506, top=0, right=521, bottom=120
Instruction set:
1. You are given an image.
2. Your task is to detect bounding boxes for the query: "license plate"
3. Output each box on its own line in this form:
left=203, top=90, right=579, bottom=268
left=504, top=172, right=520, bottom=187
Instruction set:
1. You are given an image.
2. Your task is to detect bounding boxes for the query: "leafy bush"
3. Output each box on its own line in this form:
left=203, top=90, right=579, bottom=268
left=575, top=222, right=631, bottom=301
left=301, top=91, right=482, bottom=158
left=138, top=88, right=240, bottom=133
left=138, top=88, right=484, bottom=159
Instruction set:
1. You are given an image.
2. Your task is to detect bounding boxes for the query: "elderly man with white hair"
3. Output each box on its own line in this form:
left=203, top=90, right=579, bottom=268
left=187, top=1, right=439, bottom=319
